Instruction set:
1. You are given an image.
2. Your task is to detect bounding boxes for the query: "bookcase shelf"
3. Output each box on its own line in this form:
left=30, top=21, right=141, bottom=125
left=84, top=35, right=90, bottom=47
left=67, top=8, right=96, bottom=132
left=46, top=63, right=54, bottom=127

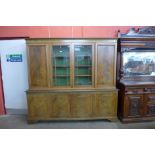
left=53, top=66, right=70, bottom=67
left=54, top=56, right=69, bottom=59
left=75, top=65, right=91, bottom=67
left=53, top=75, right=70, bottom=77
left=75, top=75, right=92, bottom=77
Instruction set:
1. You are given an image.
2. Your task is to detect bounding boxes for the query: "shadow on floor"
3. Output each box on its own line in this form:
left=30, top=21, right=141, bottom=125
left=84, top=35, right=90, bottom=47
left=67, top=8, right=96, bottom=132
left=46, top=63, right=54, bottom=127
left=0, top=114, right=155, bottom=129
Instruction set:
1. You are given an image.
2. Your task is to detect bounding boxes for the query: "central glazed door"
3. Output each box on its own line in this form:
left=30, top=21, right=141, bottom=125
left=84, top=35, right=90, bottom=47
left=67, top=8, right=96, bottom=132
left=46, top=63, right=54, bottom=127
left=73, top=43, right=94, bottom=88
left=51, top=44, right=72, bottom=88
left=50, top=43, right=94, bottom=88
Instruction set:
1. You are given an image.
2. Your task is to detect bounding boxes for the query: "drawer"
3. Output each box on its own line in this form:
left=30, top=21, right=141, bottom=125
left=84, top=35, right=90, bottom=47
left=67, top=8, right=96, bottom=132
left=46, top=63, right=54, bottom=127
left=146, top=95, right=155, bottom=103
left=144, top=88, right=155, bottom=93
left=125, top=88, right=143, bottom=94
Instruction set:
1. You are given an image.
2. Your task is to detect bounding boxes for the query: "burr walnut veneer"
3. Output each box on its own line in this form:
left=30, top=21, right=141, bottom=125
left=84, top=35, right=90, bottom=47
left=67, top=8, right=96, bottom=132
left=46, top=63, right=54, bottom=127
left=26, top=39, right=118, bottom=123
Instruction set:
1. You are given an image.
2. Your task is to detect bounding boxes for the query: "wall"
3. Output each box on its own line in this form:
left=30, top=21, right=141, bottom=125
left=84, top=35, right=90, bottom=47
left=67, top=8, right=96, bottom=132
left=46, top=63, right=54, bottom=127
left=0, top=26, right=142, bottom=115
left=0, top=26, right=142, bottom=38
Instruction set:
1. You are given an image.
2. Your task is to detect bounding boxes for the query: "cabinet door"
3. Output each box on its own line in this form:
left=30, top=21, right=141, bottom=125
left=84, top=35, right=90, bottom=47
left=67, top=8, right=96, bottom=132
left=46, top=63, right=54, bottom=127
left=74, top=44, right=94, bottom=87
left=70, top=93, right=94, bottom=117
left=27, top=93, right=49, bottom=119
left=144, top=94, right=155, bottom=117
left=49, top=94, right=70, bottom=118
left=28, top=45, right=48, bottom=88
left=124, top=95, right=143, bottom=118
left=51, top=45, right=71, bottom=87
left=96, top=44, right=116, bottom=88
left=94, top=92, right=117, bottom=117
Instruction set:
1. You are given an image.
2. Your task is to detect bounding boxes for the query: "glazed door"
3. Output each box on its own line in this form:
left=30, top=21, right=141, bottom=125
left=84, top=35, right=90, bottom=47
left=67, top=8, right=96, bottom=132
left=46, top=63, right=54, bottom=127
left=96, top=44, right=116, bottom=88
left=73, top=44, right=94, bottom=87
left=51, top=44, right=71, bottom=88
left=124, top=94, right=143, bottom=118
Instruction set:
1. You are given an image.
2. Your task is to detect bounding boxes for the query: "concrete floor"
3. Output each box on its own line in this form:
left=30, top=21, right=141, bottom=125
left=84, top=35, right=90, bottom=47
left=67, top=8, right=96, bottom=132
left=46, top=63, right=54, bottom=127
left=0, top=114, right=155, bottom=129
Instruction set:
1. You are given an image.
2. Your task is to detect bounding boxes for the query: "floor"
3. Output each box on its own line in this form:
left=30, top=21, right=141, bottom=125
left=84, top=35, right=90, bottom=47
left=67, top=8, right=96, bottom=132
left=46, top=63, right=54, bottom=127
left=0, top=114, right=155, bottom=129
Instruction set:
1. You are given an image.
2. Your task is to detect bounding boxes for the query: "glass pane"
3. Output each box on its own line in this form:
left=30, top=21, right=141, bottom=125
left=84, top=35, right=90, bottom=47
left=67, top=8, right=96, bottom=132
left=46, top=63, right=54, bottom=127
left=123, top=52, right=155, bottom=76
left=52, top=45, right=70, bottom=86
left=74, top=45, right=92, bottom=86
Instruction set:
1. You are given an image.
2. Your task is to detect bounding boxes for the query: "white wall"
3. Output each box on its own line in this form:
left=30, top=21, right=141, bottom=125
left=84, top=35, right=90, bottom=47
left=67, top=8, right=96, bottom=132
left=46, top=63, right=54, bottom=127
left=0, top=39, right=28, bottom=110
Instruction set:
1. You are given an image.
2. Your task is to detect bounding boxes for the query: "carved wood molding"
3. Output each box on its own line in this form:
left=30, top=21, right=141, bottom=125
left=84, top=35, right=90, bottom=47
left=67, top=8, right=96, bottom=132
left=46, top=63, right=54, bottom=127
left=138, top=27, right=155, bottom=34
left=121, top=47, right=133, bottom=52
left=121, top=76, right=155, bottom=82
left=145, top=42, right=155, bottom=46
left=118, top=27, right=155, bottom=37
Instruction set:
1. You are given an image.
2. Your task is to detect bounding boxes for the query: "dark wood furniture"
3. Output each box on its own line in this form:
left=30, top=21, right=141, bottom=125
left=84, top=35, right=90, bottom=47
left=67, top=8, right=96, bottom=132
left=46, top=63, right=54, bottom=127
left=117, top=27, right=155, bottom=122
left=26, top=38, right=118, bottom=123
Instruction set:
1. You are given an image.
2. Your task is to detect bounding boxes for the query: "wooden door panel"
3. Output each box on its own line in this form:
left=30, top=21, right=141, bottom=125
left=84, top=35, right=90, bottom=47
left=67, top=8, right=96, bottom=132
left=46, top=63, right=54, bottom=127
left=28, top=94, right=49, bottom=119
left=28, top=45, right=48, bottom=88
left=94, top=92, right=117, bottom=117
left=145, top=94, right=155, bottom=116
left=49, top=94, right=70, bottom=117
left=70, top=94, right=94, bottom=117
left=96, top=45, right=116, bottom=88
left=125, top=95, right=143, bottom=118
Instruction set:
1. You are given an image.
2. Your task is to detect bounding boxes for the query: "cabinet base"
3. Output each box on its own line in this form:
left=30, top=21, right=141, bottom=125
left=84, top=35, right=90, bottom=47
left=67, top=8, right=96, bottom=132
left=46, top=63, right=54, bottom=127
left=27, top=116, right=118, bottom=124
left=119, top=116, right=155, bottom=123
left=27, top=90, right=118, bottom=124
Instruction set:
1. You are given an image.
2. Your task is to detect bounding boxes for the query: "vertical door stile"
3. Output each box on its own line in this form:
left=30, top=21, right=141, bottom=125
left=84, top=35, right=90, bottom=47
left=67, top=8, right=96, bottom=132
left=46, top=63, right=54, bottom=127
left=70, top=43, right=74, bottom=88
left=46, top=44, right=51, bottom=88
left=92, top=43, right=95, bottom=88
left=114, top=43, right=117, bottom=86
left=95, top=43, right=98, bottom=88
left=27, top=45, right=31, bottom=88
left=47, top=44, right=53, bottom=87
